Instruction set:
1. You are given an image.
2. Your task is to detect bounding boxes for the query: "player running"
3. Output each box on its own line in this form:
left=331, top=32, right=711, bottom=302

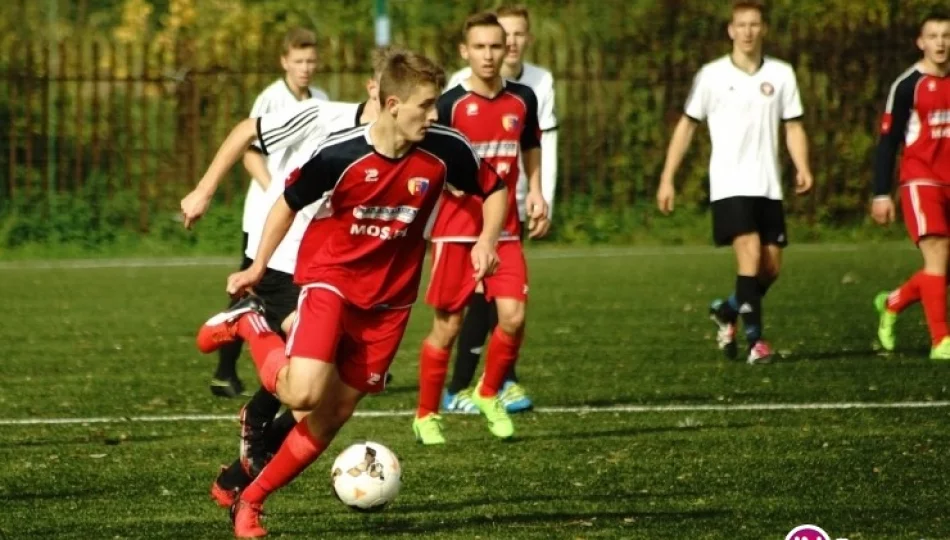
left=871, top=12, right=950, bottom=359
left=207, top=49, right=396, bottom=507
left=194, top=50, right=507, bottom=538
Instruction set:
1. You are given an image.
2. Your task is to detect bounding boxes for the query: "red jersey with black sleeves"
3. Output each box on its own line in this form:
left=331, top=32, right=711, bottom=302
left=282, top=123, right=504, bottom=310
left=874, top=65, right=950, bottom=195
left=429, top=80, right=540, bottom=242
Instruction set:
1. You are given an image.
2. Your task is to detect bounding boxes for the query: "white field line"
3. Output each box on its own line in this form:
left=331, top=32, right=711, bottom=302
left=0, top=400, right=947, bottom=426
left=0, top=243, right=910, bottom=271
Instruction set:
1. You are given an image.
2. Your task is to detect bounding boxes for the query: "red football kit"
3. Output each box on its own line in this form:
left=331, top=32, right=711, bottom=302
left=281, top=123, right=502, bottom=392
left=874, top=65, right=950, bottom=242
left=426, top=79, right=541, bottom=311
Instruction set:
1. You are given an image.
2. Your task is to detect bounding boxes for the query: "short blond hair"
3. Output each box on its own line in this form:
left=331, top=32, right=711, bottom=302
left=377, top=50, right=446, bottom=104
left=495, top=4, right=531, bottom=28
left=371, top=45, right=411, bottom=79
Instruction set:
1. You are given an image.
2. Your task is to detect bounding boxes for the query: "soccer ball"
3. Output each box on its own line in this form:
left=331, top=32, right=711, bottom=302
left=330, top=441, right=401, bottom=512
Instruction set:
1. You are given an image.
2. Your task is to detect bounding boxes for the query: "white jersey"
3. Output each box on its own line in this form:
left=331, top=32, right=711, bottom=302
left=447, top=62, right=558, bottom=219
left=684, top=55, right=803, bottom=202
left=245, top=101, right=365, bottom=274
left=242, top=80, right=329, bottom=233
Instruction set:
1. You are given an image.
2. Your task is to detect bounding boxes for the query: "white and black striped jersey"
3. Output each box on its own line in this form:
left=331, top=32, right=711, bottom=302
left=242, top=80, right=329, bottom=233
left=245, top=102, right=367, bottom=274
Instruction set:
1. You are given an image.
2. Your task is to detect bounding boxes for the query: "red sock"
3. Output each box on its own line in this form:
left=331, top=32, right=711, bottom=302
left=416, top=341, right=450, bottom=417
left=241, top=420, right=326, bottom=505
left=918, top=272, right=948, bottom=345
left=887, top=271, right=923, bottom=313
left=480, top=327, right=522, bottom=397
left=237, top=313, right=288, bottom=393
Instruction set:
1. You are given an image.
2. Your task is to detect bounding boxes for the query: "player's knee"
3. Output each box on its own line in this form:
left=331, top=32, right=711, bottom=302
left=496, top=305, right=525, bottom=334
left=280, top=382, right=323, bottom=411
left=428, top=311, right=463, bottom=348
left=920, top=236, right=950, bottom=273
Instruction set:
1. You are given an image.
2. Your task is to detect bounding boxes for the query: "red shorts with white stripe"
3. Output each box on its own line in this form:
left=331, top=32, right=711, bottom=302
left=424, top=240, right=528, bottom=313
left=900, top=182, right=950, bottom=243
left=285, top=285, right=411, bottom=394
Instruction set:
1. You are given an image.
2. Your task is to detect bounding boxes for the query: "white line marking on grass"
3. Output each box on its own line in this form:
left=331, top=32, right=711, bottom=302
left=0, top=400, right=946, bottom=426
left=0, top=243, right=909, bottom=271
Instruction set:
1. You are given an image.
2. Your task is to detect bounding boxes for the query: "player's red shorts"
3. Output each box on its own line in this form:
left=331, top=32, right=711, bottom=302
left=285, top=284, right=411, bottom=394
left=900, top=182, right=950, bottom=243
left=425, top=240, right=528, bottom=312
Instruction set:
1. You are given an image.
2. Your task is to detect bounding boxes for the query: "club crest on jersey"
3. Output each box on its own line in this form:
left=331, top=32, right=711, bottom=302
left=502, top=114, right=520, bottom=132
left=928, top=80, right=938, bottom=92
left=466, top=103, right=479, bottom=116
left=760, top=82, right=775, bottom=96
left=407, top=177, right=430, bottom=196
left=495, top=161, right=511, bottom=176
left=364, top=168, right=379, bottom=182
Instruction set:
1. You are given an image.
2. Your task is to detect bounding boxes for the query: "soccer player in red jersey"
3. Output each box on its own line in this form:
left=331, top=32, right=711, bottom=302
left=412, top=12, right=550, bottom=445
left=871, top=12, right=950, bottom=360
left=195, top=51, right=507, bottom=538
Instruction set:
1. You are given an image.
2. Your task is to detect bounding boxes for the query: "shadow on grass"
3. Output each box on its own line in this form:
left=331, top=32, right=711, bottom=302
left=512, top=422, right=756, bottom=442
left=284, top=508, right=731, bottom=536
left=0, top=433, right=176, bottom=449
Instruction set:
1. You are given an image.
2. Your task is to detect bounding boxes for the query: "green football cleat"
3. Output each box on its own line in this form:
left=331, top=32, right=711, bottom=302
left=412, top=414, right=446, bottom=445
left=930, top=337, right=950, bottom=361
left=470, top=385, right=515, bottom=440
left=874, top=291, right=897, bottom=352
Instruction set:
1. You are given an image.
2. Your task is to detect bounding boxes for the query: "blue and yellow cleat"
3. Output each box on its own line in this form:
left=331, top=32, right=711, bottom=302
left=442, top=388, right=479, bottom=414
left=499, top=381, right=534, bottom=413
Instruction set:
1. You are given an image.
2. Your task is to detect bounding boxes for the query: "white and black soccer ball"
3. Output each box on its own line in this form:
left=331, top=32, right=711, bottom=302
left=330, top=441, right=401, bottom=512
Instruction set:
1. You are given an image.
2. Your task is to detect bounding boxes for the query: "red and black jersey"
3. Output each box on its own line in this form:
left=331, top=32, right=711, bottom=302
left=874, top=65, right=950, bottom=195
left=283, top=124, right=503, bottom=310
left=429, top=80, right=540, bottom=242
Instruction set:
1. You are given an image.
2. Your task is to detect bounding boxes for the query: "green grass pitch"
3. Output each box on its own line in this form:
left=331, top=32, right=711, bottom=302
left=1, top=243, right=948, bottom=539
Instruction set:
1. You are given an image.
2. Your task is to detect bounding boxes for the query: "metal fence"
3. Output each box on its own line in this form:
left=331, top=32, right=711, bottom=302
left=0, top=20, right=926, bottom=230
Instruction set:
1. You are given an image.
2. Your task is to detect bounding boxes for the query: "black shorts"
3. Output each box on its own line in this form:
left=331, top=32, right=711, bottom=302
left=710, top=196, right=788, bottom=247
left=252, top=267, right=301, bottom=333
left=239, top=232, right=253, bottom=270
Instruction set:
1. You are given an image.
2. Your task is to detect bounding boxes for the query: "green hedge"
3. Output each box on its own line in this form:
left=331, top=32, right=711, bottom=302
left=0, top=0, right=943, bottom=255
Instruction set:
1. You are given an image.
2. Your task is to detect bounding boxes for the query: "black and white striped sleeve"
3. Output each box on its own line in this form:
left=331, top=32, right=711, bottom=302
left=253, top=99, right=352, bottom=156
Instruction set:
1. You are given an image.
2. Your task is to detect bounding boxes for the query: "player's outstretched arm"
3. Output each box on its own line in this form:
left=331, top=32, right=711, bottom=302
left=242, top=149, right=271, bottom=190
left=657, top=116, right=698, bottom=214
left=784, top=121, right=813, bottom=194
left=180, top=117, right=259, bottom=228
left=227, top=197, right=295, bottom=296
